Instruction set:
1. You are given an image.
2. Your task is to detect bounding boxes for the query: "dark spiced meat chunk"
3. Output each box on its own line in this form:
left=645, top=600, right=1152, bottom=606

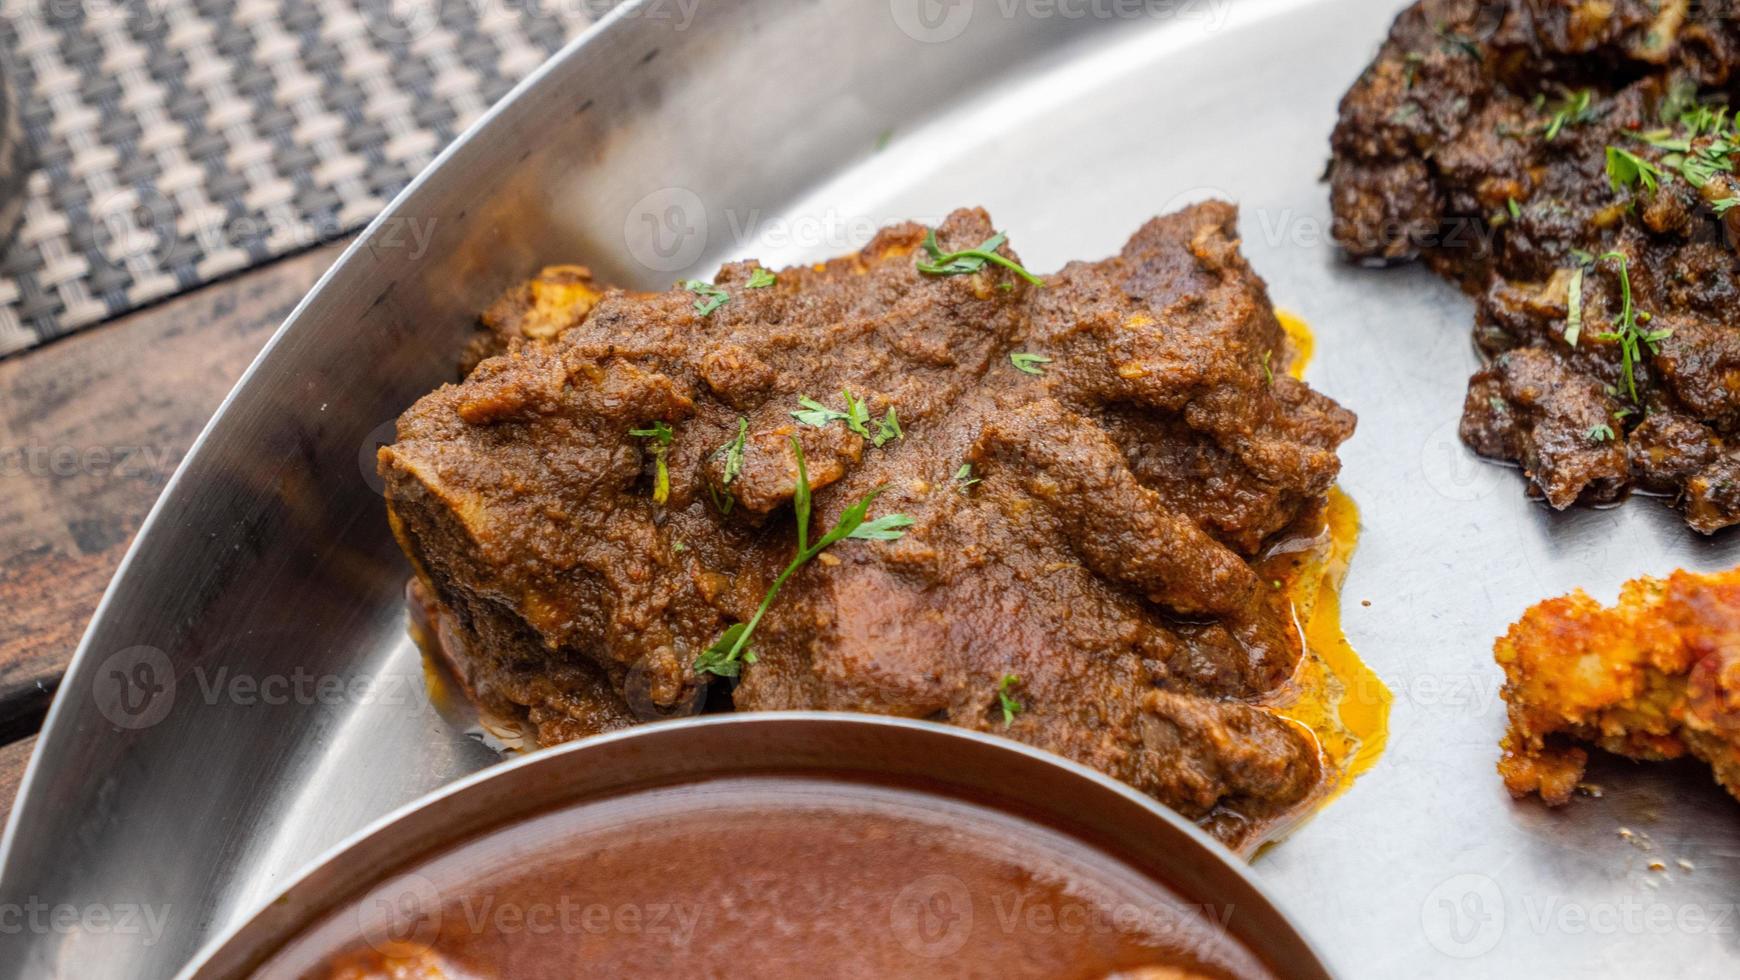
left=381, top=203, right=1354, bottom=848
left=1329, top=0, right=1740, bottom=531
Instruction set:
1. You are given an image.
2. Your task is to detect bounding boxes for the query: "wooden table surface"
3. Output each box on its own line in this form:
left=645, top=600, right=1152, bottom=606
left=0, top=243, right=344, bottom=826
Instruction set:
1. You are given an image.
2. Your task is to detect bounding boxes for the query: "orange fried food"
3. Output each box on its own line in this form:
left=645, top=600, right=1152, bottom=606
left=1497, top=567, right=1740, bottom=806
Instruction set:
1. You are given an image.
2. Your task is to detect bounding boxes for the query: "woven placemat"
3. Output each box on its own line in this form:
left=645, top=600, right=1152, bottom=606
left=0, top=0, right=596, bottom=357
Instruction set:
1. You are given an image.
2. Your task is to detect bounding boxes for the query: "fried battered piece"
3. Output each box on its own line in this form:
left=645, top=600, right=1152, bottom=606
left=381, top=203, right=1356, bottom=848
left=1497, top=567, right=1740, bottom=806
left=1329, top=0, right=1740, bottom=530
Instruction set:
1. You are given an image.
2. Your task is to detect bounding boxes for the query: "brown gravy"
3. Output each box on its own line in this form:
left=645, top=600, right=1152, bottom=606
left=264, top=777, right=1276, bottom=979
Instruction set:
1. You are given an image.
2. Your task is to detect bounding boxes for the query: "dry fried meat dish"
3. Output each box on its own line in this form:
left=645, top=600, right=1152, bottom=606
left=1328, top=0, right=1740, bottom=531
left=1497, top=565, right=1740, bottom=806
left=379, top=202, right=1356, bottom=847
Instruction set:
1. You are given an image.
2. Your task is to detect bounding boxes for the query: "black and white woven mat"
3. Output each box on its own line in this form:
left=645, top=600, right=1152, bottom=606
left=0, top=0, right=597, bottom=357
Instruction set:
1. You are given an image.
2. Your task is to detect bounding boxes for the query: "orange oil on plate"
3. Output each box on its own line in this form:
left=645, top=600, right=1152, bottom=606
left=1262, top=311, right=1390, bottom=823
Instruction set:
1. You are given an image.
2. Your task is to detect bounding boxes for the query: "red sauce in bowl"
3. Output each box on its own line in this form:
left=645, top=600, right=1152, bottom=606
left=265, top=776, right=1275, bottom=980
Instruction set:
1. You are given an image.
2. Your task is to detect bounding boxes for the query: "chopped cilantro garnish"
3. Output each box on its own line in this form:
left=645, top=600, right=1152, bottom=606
left=873, top=407, right=903, bottom=448
left=629, top=421, right=673, bottom=505
left=709, top=417, right=749, bottom=514
left=1679, top=133, right=1738, bottom=189
left=1715, top=197, right=1738, bottom=216
left=1541, top=88, right=1597, bottom=141
left=694, top=623, right=757, bottom=678
left=1591, top=252, right=1671, bottom=404
left=840, top=389, right=872, bottom=438
left=792, top=396, right=847, bottom=428
left=695, top=438, right=911, bottom=679
left=996, top=674, right=1024, bottom=728
left=916, top=229, right=1045, bottom=286
left=721, top=417, right=748, bottom=485
left=746, top=267, right=777, bottom=289
left=954, top=463, right=981, bottom=493
left=1564, top=266, right=1585, bottom=347
left=683, top=279, right=730, bottom=316
left=1587, top=423, right=1615, bottom=443
left=792, top=389, right=877, bottom=441
left=1606, top=146, right=1665, bottom=193
left=1010, top=352, right=1052, bottom=376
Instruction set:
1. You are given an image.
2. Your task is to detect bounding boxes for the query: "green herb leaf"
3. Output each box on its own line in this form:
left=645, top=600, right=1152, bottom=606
left=1633, top=129, right=1690, bottom=152
left=792, top=396, right=848, bottom=428
left=694, top=438, right=910, bottom=681
left=954, top=463, right=981, bottom=493
left=1542, top=88, right=1596, bottom=141
left=746, top=267, right=777, bottom=289
left=1680, top=103, right=1731, bottom=139
left=1010, top=352, right=1052, bottom=376
left=683, top=279, right=731, bottom=316
left=695, top=623, right=757, bottom=678
left=848, top=514, right=915, bottom=541
left=1506, top=198, right=1522, bottom=220
left=1715, top=197, right=1738, bottom=216
left=793, top=390, right=878, bottom=441
left=629, top=420, right=673, bottom=445
left=630, top=421, right=674, bottom=505
left=1606, top=146, right=1665, bottom=193
left=720, top=416, right=748, bottom=487
left=1564, top=266, right=1584, bottom=347
left=997, top=674, right=1024, bottom=728
left=916, top=229, right=1045, bottom=286
left=1589, top=252, right=1659, bottom=403
left=1587, top=423, right=1615, bottom=443
left=840, top=389, right=872, bottom=439
left=792, top=435, right=812, bottom=554
left=873, top=407, right=903, bottom=448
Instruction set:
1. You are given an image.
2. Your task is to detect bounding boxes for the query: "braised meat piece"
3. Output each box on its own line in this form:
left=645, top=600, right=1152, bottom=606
left=380, top=203, right=1356, bottom=847
left=1497, top=566, right=1740, bottom=807
left=1328, top=0, right=1740, bottom=531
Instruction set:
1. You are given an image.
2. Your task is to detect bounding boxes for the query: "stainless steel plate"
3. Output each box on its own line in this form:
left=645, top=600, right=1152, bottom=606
left=3, top=0, right=1736, bottom=977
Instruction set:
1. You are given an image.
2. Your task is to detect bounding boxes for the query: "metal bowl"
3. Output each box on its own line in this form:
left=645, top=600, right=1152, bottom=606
left=178, top=714, right=1332, bottom=980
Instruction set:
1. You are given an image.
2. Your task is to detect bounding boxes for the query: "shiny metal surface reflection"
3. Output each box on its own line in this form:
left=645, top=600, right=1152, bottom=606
left=2, top=0, right=1737, bottom=977
left=178, top=714, right=1332, bottom=980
